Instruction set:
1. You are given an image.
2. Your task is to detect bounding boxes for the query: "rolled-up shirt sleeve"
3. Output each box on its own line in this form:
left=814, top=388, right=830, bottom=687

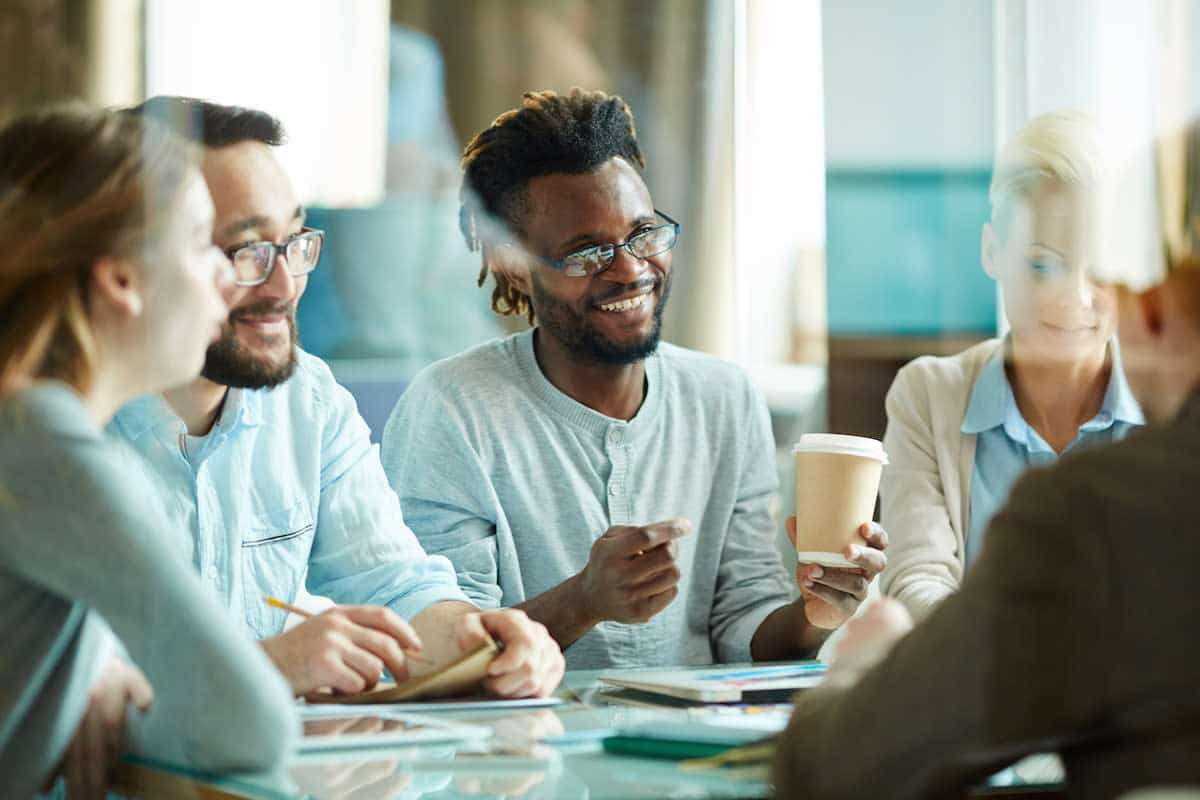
left=305, top=380, right=470, bottom=620
left=380, top=375, right=504, bottom=611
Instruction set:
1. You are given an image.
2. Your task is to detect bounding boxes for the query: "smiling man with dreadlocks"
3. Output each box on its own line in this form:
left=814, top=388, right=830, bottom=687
left=382, top=88, right=888, bottom=669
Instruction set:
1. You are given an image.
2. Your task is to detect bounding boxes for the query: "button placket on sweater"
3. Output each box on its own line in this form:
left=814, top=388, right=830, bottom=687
left=604, top=421, right=641, bottom=659
left=605, top=423, right=632, bottom=526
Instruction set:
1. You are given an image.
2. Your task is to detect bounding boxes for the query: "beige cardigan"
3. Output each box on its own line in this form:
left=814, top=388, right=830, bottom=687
left=877, top=338, right=1002, bottom=621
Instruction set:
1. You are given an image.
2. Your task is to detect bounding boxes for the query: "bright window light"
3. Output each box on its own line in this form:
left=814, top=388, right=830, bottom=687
left=144, top=0, right=389, bottom=208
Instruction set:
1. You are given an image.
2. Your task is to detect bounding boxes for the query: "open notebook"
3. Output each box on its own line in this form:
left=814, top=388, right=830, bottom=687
left=305, top=638, right=501, bottom=705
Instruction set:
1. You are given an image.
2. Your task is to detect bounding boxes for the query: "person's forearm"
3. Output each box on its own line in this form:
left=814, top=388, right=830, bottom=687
left=750, top=599, right=830, bottom=661
left=515, top=573, right=599, bottom=651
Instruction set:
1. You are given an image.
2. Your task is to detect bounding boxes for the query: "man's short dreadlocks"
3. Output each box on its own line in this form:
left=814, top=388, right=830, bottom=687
left=460, top=88, right=645, bottom=322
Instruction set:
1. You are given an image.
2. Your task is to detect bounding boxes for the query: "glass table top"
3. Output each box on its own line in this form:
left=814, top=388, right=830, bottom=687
left=122, top=668, right=776, bottom=800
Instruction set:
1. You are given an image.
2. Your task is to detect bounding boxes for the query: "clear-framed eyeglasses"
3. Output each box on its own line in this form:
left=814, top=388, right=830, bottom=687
left=224, top=227, right=325, bottom=287
left=536, top=210, right=681, bottom=277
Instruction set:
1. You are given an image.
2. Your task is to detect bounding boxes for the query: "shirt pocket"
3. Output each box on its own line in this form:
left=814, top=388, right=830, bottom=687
left=241, top=502, right=315, bottom=638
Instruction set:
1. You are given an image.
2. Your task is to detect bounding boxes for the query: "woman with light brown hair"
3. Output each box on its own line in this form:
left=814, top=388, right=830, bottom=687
left=0, top=106, right=295, bottom=798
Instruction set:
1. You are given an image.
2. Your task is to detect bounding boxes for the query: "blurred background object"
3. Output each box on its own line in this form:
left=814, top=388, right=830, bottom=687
left=298, top=25, right=505, bottom=429
left=4, top=0, right=1198, bottom=525
left=821, top=0, right=997, bottom=440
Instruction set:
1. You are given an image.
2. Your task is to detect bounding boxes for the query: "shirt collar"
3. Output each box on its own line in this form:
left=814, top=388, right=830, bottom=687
left=961, top=344, right=1009, bottom=435
left=224, top=387, right=263, bottom=430
left=113, top=386, right=263, bottom=440
left=961, top=337, right=1146, bottom=436
left=1092, top=339, right=1145, bottom=428
left=113, top=393, right=179, bottom=440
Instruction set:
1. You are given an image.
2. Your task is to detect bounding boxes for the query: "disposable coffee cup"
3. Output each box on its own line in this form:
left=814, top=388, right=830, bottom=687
left=792, top=434, right=888, bottom=569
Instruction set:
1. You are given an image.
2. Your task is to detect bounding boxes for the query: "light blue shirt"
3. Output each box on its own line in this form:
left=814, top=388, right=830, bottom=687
left=961, top=340, right=1144, bottom=566
left=110, top=350, right=468, bottom=639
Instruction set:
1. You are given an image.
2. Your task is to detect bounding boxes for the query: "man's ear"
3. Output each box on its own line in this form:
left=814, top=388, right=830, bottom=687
left=484, top=243, right=532, bottom=296
left=1137, top=285, right=1166, bottom=336
left=981, top=223, right=1000, bottom=281
left=91, top=256, right=143, bottom=319
left=1118, top=283, right=1165, bottom=339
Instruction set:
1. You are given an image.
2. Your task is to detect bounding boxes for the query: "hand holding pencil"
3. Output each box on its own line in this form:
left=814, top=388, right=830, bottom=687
left=259, top=596, right=430, bottom=696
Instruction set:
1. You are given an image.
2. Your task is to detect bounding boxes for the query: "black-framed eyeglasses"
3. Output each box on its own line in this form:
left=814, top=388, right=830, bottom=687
left=223, top=227, right=325, bottom=287
left=535, top=210, right=681, bottom=277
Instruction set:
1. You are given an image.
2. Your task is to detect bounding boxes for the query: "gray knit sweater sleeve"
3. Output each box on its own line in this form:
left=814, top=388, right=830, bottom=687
left=0, top=385, right=297, bottom=797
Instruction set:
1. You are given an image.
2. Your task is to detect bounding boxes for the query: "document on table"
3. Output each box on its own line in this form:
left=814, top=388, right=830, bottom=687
left=300, top=695, right=565, bottom=716
left=597, top=662, right=826, bottom=702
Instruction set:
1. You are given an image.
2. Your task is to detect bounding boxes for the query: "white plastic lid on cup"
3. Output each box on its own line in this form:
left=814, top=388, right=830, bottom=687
left=791, top=433, right=889, bottom=464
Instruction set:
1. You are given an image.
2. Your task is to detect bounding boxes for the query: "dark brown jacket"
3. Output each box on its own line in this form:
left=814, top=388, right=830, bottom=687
left=774, top=393, right=1200, bottom=799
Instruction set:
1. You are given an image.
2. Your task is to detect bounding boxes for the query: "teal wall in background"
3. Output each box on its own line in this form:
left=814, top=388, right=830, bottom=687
left=825, top=168, right=997, bottom=335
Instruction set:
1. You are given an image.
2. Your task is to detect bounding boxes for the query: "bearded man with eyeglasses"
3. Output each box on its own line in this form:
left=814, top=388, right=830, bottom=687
left=108, top=96, right=564, bottom=701
left=382, top=89, right=889, bottom=670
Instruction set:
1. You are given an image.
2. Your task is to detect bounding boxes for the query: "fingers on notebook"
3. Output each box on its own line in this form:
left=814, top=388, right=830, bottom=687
left=478, top=609, right=563, bottom=698
left=336, top=605, right=423, bottom=652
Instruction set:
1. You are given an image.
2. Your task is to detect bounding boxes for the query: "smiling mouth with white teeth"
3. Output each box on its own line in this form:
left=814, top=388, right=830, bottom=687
left=596, top=287, right=656, bottom=313
left=598, top=296, right=647, bottom=312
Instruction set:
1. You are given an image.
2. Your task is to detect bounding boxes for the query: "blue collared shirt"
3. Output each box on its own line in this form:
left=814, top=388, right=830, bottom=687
left=961, top=339, right=1144, bottom=566
left=109, top=350, right=469, bottom=639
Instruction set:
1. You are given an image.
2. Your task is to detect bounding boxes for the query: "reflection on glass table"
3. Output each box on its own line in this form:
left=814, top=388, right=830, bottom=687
left=299, top=713, right=490, bottom=752
left=117, top=686, right=771, bottom=799
left=113, top=667, right=1066, bottom=799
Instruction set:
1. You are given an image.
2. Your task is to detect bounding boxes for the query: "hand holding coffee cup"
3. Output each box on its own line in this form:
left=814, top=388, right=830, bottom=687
left=790, top=434, right=890, bottom=629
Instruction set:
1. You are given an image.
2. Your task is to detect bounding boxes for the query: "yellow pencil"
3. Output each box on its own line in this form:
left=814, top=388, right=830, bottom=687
left=264, top=595, right=432, bottom=665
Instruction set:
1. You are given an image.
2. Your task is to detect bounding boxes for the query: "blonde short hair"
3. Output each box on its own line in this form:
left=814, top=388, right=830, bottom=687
left=989, top=110, right=1100, bottom=239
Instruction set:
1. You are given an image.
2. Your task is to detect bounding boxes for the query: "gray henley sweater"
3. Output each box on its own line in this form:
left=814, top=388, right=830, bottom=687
left=382, top=331, right=793, bottom=670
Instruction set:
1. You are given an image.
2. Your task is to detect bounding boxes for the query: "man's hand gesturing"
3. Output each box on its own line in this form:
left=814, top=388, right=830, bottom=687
left=576, top=518, right=691, bottom=625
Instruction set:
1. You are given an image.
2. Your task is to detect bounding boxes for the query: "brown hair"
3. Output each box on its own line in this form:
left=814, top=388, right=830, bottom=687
left=0, top=105, right=196, bottom=394
left=126, top=95, right=287, bottom=149
left=460, top=88, right=645, bottom=323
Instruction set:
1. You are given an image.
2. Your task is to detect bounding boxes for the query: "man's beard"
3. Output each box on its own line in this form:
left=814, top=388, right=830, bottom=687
left=201, top=301, right=299, bottom=389
left=531, top=271, right=671, bottom=367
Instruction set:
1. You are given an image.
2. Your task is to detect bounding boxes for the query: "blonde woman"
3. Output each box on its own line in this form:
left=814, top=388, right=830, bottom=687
left=773, top=116, right=1200, bottom=800
left=0, top=107, right=295, bottom=798
left=879, top=111, right=1144, bottom=620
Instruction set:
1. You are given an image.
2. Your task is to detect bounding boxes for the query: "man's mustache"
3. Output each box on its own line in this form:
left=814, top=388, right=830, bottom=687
left=591, top=275, right=661, bottom=305
left=228, top=301, right=293, bottom=322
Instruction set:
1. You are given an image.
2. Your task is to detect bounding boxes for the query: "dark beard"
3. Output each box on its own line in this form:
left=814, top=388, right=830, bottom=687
left=531, top=271, right=671, bottom=367
left=200, top=303, right=299, bottom=389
